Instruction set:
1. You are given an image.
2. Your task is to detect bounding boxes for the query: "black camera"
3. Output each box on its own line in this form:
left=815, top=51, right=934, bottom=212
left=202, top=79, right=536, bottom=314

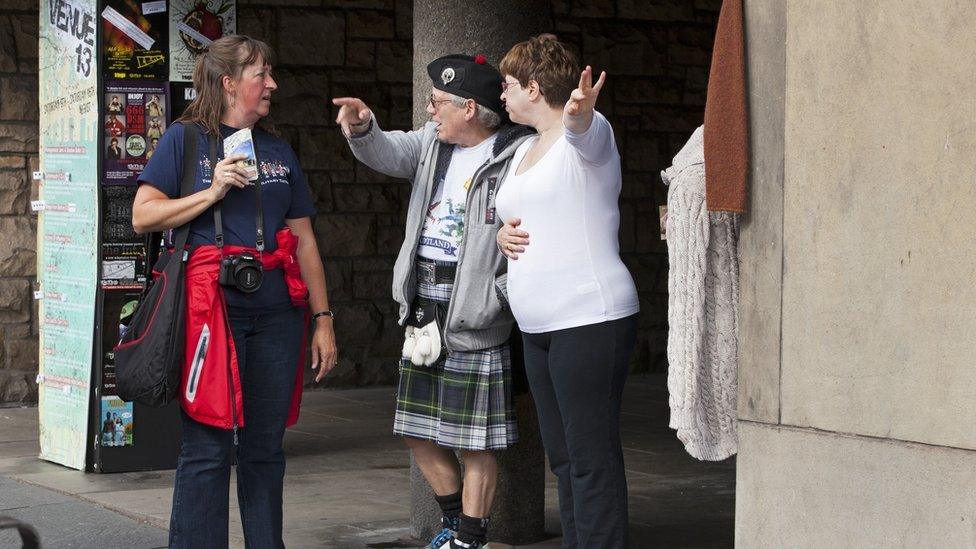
left=219, top=252, right=263, bottom=293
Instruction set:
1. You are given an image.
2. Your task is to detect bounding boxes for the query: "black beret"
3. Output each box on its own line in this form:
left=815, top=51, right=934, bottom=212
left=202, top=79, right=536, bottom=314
left=427, top=54, right=504, bottom=116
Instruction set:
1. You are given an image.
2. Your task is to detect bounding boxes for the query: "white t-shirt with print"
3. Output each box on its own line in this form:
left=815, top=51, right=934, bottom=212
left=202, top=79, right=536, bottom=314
left=417, top=134, right=496, bottom=262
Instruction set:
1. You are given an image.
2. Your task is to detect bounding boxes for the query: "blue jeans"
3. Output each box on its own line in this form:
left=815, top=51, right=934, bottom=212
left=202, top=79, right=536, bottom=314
left=522, top=315, right=637, bottom=549
left=169, top=306, right=304, bottom=549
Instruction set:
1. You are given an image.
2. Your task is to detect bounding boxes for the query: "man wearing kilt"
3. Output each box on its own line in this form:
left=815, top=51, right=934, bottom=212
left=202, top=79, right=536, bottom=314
left=332, top=54, right=533, bottom=549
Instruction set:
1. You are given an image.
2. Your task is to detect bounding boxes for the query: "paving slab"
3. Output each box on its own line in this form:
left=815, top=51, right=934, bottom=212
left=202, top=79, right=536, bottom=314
left=0, top=476, right=168, bottom=549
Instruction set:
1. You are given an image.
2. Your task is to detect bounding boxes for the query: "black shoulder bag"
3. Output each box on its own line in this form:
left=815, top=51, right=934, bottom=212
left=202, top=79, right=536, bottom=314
left=114, top=124, right=198, bottom=406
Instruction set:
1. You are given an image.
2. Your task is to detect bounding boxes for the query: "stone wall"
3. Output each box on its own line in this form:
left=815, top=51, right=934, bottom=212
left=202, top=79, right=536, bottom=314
left=0, top=0, right=40, bottom=404
left=236, top=0, right=416, bottom=387
left=0, top=0, right=718, bottom=402
left=552, top=0, right=720, bottom=372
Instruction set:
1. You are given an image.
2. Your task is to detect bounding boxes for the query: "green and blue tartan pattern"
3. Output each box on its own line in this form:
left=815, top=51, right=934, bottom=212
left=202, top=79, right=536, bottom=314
left=393, top=273, right=518, bottom=450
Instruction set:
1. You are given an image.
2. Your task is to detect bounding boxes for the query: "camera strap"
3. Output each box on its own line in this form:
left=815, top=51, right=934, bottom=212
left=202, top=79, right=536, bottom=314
left=212, top=133, right=265, bottom=252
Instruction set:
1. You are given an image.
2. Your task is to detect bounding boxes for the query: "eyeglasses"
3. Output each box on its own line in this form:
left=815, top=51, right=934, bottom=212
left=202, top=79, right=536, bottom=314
left=501, top=80, right=520, bottom=92
left=429, top=95, right=453, bottom=110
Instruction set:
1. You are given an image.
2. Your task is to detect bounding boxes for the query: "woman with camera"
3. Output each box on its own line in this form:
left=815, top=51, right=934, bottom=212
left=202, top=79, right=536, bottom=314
left=132, top=35, right=336, bottom=549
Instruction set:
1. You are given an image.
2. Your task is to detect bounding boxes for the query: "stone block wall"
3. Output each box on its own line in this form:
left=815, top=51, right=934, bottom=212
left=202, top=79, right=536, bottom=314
left=236, top=0, right=415, bottom=388
left=552, top=0, right=720, bottom=372
left=0, top=0, right=718, bottom=402
left=0, top=1, right=40, bottom=404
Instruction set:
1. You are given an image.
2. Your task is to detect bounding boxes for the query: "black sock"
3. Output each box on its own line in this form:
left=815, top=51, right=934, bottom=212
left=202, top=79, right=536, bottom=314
left=456, top=513, right=490, bottom=545
left=434, top=490, right=462, bottom=528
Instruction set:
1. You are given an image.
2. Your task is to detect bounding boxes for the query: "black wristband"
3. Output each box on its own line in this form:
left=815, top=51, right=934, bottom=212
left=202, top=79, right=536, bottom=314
left=311, top=311, right=334, bottom=321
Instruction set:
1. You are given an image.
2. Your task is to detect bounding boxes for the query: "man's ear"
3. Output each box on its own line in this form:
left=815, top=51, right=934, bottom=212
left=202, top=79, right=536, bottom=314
left=465, top=99, right=477, bottom=121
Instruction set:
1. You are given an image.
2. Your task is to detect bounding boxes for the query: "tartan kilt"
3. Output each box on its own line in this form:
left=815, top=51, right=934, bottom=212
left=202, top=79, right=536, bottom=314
left=393, top=269, right=518, bottom=451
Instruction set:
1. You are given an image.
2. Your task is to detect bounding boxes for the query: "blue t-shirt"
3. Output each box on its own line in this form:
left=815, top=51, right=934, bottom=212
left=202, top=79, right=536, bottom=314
left=138, top=122, right=316, bottom=311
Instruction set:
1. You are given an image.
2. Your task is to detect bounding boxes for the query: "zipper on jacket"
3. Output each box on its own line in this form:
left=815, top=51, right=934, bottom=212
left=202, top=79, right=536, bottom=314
left=229, top=367, right=239, bottom=446
left=228, top=335, right=239, bottom=445
left=442, top=158, right=492, bottom=352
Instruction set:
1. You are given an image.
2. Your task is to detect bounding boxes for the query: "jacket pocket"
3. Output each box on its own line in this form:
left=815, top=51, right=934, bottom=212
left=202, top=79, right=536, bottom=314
left=449, top=226, right=509, bottom=332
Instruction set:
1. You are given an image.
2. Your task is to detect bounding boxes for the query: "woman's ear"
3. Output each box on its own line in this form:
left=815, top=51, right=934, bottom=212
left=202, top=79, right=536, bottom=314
left=222, top=75, right=236, bottom=107
left=527, top=80, right=542, bottom=102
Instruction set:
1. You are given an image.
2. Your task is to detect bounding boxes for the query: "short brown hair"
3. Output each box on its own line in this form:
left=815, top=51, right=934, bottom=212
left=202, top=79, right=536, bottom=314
left=499, top=34, right=579, bottom=109
left=176, top=35, right=276, bottom=137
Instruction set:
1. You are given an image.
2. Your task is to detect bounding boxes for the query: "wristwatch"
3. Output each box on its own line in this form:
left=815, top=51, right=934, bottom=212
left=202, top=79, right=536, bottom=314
left=311, top=310, right=334, bottom=322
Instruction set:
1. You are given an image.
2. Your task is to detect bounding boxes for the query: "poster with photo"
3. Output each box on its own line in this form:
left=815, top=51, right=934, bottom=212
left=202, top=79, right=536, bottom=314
left=100, top=397, right=134, bottom=447
left=170, top=0, right=236, bottom=82
left=103, top=81, right=168, bottom=186
left=101, top=0, right=169, bottom=80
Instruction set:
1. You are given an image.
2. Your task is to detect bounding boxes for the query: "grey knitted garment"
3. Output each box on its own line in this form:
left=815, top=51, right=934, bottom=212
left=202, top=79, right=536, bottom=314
left=661, top=126, right=739, bottom=461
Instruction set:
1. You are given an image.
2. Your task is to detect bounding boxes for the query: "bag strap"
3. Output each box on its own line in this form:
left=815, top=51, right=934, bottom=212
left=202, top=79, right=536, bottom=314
left=213, top=133, right=265, bottom=252
left=210, top=136, right=224, bottom=248
left=170, top=124, right=198, bottom=257
left=429, top=140, right=454, bottom=200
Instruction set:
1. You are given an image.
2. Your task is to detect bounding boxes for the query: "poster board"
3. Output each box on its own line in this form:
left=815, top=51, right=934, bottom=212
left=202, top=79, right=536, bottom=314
left=37, top=0, right=101, bottom=470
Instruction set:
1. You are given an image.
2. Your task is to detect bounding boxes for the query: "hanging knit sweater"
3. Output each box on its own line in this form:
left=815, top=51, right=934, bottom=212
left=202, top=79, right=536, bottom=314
left=662, top=126, right=739, bottom=461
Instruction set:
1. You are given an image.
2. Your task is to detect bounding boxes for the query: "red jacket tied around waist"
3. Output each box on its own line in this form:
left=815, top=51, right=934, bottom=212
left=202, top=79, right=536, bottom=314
left=180, top=227, right=309, bottom=430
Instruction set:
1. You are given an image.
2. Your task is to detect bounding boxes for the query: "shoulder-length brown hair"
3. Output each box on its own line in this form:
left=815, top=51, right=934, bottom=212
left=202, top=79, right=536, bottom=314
left=176, top=35, right=276, bottom=137
left=499, top=34, right=579, bottom=109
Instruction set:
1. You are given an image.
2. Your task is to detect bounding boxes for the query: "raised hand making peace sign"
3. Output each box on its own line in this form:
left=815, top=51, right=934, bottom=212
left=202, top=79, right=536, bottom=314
left=563, top=65, right=606, bottom=134
left=565, top=65, right=606, bottom=117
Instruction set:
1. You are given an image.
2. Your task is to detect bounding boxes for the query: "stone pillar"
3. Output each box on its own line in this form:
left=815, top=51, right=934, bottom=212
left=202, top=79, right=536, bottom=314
left=412, top=1, right=552, bottom=127
left=410, top=3, right=551, bottom=544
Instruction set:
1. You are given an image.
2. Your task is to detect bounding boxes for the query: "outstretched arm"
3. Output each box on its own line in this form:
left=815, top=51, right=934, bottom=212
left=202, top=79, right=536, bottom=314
left=332, top=97, right=428, bottom=180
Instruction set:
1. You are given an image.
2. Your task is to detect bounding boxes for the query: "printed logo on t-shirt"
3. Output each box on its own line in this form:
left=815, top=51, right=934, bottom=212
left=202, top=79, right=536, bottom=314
left=260, top=160, right=290, bottom=180
left=419, top=195, right=465, bottom=257
left=199, top=155, right=292, bottom=187
left=200, top=156, right=213, bottom=178
left=417, top=136, right=493, bottom=262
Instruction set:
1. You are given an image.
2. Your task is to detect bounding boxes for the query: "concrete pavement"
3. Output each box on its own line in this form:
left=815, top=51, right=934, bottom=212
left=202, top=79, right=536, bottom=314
left=0, top=374, right=734, bottom=548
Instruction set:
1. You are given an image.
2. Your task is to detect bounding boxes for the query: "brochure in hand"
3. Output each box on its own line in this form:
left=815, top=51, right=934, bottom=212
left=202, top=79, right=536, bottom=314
left=223, top=128, right=259, bottom=182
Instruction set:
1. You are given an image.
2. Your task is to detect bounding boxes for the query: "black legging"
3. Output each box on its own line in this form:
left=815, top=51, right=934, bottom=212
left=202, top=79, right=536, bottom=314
left=522, top=314, right=638, bottom=549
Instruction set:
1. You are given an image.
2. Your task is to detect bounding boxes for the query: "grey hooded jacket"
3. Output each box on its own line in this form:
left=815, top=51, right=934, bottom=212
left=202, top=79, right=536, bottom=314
left=346, top=116, right=535, bottom=352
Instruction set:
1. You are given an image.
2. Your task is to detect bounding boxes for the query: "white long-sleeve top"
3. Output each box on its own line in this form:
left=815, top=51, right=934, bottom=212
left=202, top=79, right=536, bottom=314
left=495, top=111, right=639, bottom=333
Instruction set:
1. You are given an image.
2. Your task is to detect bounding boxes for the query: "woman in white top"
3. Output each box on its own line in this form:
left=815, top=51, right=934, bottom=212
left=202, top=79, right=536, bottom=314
left=495, top=35, right=638, bottom=549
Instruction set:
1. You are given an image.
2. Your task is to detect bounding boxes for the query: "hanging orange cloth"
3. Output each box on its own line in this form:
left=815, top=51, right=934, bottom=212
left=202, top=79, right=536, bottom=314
left=704, top=0, right=749, bottom=213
